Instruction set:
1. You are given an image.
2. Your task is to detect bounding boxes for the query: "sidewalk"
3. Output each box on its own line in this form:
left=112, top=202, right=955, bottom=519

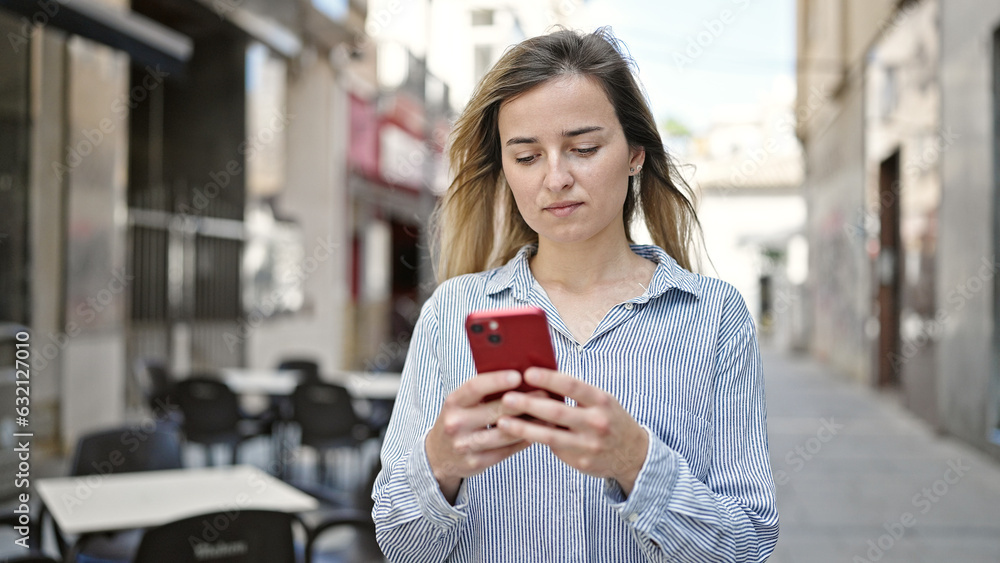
left=762, top=347, right=1000, bottom=563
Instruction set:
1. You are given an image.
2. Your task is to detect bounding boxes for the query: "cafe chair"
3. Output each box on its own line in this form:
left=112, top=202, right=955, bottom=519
left=299, top=459, right=383, bottom=563
left=275, top=359, right=323, bottom=423
left=134, top=510, right=299, bottom=563
left=73, top=510, right=301, bottom=563
left=291, top=382, right=371, bottom=489
left=0, top=555, right=61, bottom=563
left=50, top=426, right=185, bottom=561
left=278, top=359, right=323, bottom=385
left=132, top=358, right=178, bottom=422
left=272, top=359, right=325, bottom=475
left=303, top=508, right=380, bottom=563
left=70, top=426, right=183, bottom=476
left=173, top=376, right=275, bottom=466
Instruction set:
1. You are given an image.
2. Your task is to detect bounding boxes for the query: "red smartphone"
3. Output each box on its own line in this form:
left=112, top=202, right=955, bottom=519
left=465, top=306, right=563, bottom=403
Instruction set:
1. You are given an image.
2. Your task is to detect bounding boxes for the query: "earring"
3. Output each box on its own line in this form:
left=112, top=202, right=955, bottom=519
left=636, top=164, right=643, bottom=172
left=630, top=167, right=635, bottom=173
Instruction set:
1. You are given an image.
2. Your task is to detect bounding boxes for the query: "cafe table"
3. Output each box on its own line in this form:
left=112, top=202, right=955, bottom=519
left=341, top=371, right=401, bottom=400
left=35, top=465, right=319, bottom=535
left=219, top=368, right=401, bottom=401
left=219, top=367, right=301, bottom=396
left=218, top=369, right=401, bottom=477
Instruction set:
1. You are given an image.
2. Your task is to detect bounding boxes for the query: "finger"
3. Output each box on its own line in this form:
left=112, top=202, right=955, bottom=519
left=454, top=427, right=526, bottom=454
left=523, top=367, right=604, bottom=407
left=497, top=415, right=577, bottom=450
left=432, top=438, right=530, bottom=481
left=459, top=398, right=524, bottom=430
left=438, top=390, right=536, bottom=436
left=446, top=438, right=532, bottom=477
left=473, top=439, right=532, bottom=467
left=501, top=391, right=584, bottom=429
left=449, top=370, right=521, bottom=408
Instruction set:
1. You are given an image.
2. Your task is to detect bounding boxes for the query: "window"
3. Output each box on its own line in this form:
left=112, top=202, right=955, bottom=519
left=0, top=12, right=31, bottom=325
left=313, top=0, right=348, bottom=21
left=880, top=65, right=899, bottom=120
left=471, top=9, right=494, bottom=26
left=130, top=226, right=169, bottom=321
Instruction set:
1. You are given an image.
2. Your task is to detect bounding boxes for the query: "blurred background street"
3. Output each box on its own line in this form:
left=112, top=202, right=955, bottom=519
left=763, top=346, right=1000, bottom=562
left=1, top=0, right=1000, bottom=561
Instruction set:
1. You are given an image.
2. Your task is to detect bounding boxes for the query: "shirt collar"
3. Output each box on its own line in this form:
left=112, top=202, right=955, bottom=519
left=484, top=243, right=701, bottom=302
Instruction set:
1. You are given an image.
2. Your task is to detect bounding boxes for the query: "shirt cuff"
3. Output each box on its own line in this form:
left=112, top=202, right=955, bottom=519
left=603, top=425, right=679, bottom=533
left=404, top=429, right=470, bottom=529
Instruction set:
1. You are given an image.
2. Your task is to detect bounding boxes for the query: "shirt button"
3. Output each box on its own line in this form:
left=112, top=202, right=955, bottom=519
left=624, top=302, right=634, bottom=310
left=576, top=344, right=584, bottom=353
left=627, top=513, right=638, bottom=523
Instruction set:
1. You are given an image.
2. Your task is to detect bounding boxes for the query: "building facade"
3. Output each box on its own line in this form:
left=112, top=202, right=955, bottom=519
left=797, top=0, right=1000, bottom=460
left=346, top=0, right=581, bottom=371
left=0, top=0, right=366, bottom=452
left=683, top=77, right=807, bottom=349
left=937, top=0, right=1000, bottom=454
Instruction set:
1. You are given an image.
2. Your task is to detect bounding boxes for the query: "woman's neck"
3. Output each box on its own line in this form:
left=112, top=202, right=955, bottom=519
left=530, top=234, right=647, bottom=294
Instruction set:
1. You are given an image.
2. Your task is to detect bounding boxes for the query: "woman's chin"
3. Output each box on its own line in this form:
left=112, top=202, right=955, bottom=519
left=535, top=231, right=597, bottom=246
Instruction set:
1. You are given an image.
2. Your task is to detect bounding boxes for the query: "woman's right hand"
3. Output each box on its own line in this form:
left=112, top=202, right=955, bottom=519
left=425, top=370, right=531, bottom=504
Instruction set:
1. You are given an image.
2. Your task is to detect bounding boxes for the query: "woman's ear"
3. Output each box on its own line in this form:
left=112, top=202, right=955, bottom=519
left=629, top=147, right=646, bottom=175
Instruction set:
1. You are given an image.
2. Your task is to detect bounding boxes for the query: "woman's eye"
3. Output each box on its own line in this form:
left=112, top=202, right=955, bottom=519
left=576, top=147, right=599, bottom=156
left=515, top=155, right=537, bottom=164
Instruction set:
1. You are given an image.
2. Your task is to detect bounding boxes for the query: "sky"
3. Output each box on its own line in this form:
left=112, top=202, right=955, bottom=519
left=571, top=0, right=797, bottom=133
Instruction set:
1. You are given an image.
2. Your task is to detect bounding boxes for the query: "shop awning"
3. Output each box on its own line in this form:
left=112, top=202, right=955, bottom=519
left=0, top=0, right=192, bottom=74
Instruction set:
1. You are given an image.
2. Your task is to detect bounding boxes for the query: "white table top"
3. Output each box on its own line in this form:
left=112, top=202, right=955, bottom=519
left=220, top=368, right=300, bottom=396
left=220, top=368, right=401, bottom=400
left=343, top=371, right=402, bottom=400
left=35, top=465, right=319, bottom=535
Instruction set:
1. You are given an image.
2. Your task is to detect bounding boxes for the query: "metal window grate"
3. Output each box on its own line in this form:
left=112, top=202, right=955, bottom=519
left=130, top=226, right=169, bottom=321
left=194, top=234, right=241, bottom=320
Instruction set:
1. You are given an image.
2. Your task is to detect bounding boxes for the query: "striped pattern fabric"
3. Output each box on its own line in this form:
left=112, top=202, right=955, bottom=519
left=373, top=244, right=779, bottom=562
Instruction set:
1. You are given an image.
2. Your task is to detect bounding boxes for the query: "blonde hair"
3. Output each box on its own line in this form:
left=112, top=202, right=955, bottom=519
left=432, top=28, right=702, bottom=281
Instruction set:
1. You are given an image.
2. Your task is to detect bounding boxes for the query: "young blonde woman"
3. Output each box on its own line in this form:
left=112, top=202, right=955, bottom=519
left=372, top=28, right=779, bottom=562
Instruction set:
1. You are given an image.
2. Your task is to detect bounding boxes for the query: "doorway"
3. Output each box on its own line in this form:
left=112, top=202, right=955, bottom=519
left=877, top=150, right=902, bottom=387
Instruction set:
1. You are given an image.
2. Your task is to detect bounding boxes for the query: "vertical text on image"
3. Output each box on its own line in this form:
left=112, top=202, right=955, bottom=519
left=11, top=330, right=34, bottom=549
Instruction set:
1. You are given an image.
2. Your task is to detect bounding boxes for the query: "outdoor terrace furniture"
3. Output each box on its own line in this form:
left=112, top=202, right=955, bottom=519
left=173, top=376, right=276, bottom=466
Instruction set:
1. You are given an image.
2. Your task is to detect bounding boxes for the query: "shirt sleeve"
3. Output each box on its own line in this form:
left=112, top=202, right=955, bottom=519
left=371, top=294, right=470, bottom=562
left=601, top=295, right=780, bottom=562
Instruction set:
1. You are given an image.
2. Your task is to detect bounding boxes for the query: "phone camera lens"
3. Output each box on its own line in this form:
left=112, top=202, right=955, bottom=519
left=488, top=334, right=501, bottom=344
left=471, top=324, right=483, bottom=333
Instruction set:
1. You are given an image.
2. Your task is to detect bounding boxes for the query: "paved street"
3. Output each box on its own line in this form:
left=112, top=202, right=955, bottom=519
left=762, top=347, right=1000, bottom=563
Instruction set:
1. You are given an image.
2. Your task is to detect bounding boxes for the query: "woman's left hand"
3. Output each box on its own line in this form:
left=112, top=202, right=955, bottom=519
left=497, top=367, right=649, bottom=496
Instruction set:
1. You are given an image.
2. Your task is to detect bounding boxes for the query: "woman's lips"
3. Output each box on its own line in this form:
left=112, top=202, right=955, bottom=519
left=545, top=202, right=583, bottom=217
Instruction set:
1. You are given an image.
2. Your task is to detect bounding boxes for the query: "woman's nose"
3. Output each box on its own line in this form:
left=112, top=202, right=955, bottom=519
left=543, top=155, right=572, bottom=191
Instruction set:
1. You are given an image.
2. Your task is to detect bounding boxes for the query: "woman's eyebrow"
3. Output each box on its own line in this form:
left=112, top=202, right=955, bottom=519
left=505, top=135, right=537, bottom=147
left=504, top=126, right=605, bottom=147
left=563, top=125, right=604, bottom=137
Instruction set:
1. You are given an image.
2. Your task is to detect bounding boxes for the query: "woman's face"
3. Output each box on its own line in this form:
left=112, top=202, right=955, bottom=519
left=498, top=74, right=644, bottom=246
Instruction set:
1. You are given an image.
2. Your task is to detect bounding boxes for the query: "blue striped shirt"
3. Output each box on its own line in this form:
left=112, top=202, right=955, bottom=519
left=372, top=244, right=779, bottom=562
